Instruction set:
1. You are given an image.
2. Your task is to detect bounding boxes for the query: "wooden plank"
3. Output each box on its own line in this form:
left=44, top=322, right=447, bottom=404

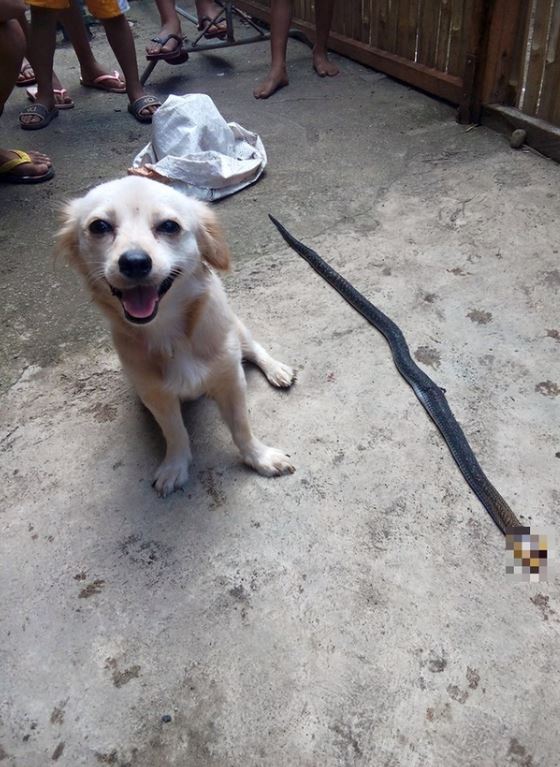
left=417, top=0, right=441, bottom=69
left=385, top=0, right=401, bottom=54
left=370, top=0, right=381, bottom=49
left=359, top=0, right=371, bottom=44
left=376, top=0, right=390, bottom=51
left=536, top=0, right=560, bottom=122
left=550, top=2, right=560, bottom=124
left=396, top=0, right=415, bottom=59
left=458, top=0, right=492, bottom=122
left=435, top=0, right=453, bottom=71
left=447, top=0, right=467, bottom=75
left=479, top=0, right=528, bottom=105
left=346, top=0, right=358, bottom=43
left=522, top=0, right=554, bottom=116
left=481, top=103, right=560, bottom=162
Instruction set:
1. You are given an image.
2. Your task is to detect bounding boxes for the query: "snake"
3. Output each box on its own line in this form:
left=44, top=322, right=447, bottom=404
left=269, top=215, right=521, bottom=535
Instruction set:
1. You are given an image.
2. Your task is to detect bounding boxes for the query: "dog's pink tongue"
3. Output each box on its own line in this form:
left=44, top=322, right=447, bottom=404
left=121, top=285, right=158, bottom=319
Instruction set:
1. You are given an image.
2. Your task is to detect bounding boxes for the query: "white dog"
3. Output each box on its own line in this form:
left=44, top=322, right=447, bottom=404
left=58, top=176, right=295, bottom=496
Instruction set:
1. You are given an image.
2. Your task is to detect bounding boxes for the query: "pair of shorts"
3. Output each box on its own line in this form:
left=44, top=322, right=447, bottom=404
left=27, top=0, right=129, bottom=20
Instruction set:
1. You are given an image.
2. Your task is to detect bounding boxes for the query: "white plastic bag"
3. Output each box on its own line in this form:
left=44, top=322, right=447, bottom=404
left=131, top=93, right=267, bottom=201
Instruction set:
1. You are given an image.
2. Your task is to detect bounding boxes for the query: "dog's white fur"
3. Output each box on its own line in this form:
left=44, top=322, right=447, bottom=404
left=58, top=176, right=295, bottom=496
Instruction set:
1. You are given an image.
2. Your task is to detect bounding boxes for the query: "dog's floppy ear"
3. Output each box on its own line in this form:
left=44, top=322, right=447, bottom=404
left=196, top=205, right=231, bottom=271
left=56, top=199, right=81, bottom=267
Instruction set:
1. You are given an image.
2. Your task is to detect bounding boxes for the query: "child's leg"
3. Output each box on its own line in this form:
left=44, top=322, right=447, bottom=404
left=0, top=17, right=26, bottom=108
left=1, top=14, right=54, bottom=176
left=313, top=0, right=338, bottom=77
left=146, top=0, right=182, bottom=57
left=253, top=0, right=292, bottom=99
left=101, top=13, right=160, bottom=119
left=19, top=5, right=58, bottom=125
left=60, top=0, right=124, bottom=90
left=18, top=13, right=74, bottom=105
left=195, top=0, right=226, bottom=35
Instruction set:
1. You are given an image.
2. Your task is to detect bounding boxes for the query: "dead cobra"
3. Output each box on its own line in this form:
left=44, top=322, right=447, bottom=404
left=269, top=215, right=521, bottom=535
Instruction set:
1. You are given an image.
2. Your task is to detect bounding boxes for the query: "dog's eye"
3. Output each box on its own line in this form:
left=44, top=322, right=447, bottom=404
left=89, top=219, right=113, bottom=235
left=156, top=220, right=181, bottom=235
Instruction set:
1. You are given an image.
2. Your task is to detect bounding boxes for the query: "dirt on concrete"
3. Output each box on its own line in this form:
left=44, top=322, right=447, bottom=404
left=1, top=2, right=559, bottom=766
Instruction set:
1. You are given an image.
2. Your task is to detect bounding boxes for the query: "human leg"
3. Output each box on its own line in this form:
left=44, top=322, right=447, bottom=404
left=146, top=0, right=183, bottom=58
left=312, top=0, right=338, bottom=77
left=16, top=57, right=36, bottom=86
left=0, top=17, right=25, bottom=106
left=19, top=4, right=58, bottom=127
left=60, top=0, right=125, bottom=91
left=100, top=13, right=160, bottom=120
left=253, top=0, right=292, bottom=99
left=195, top=0, right=226, bottom=39
left=17, top=13, right=73, bottom=104
left=0, top=14, right=54, bottom=180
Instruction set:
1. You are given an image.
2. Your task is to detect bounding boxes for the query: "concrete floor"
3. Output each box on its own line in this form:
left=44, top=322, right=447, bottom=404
left=1, top=2, right=559, bottom=765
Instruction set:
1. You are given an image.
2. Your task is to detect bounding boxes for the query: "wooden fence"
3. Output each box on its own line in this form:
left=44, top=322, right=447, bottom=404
left=237, top=1, right=560, bottom=158
left=237, top=0, right=486, bottom=119
left=479, top=0, right=560, bottom=160
left=509, top=0, right=560, bottom=125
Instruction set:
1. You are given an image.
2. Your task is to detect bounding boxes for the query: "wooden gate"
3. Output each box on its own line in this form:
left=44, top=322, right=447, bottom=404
left=237, top=0, right=487, bottom=120
left=480, top=0, right=560, bottom=159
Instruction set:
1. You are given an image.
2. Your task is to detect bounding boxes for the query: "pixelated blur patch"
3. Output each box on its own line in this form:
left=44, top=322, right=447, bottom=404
left=505, top=527, right=548, bottom=582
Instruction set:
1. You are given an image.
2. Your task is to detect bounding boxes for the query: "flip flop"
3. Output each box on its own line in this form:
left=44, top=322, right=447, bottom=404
left=128, top=95, right=161, bottom=124
left=16, top=63, right=36, bottom=87
left=0, top=150, right=54, bottom=184
left=197, top=16, right=227, bottom=39
left=80, top=71, right=126, bottom=94
left=26, top=85, right=75, bottom=110
left=19, top=103, right=59, bottom=131
left=146, top=33, right=189, bottom=63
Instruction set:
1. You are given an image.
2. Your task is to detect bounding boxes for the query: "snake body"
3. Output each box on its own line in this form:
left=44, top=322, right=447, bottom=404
left=269, top=215, right=520, bottom=534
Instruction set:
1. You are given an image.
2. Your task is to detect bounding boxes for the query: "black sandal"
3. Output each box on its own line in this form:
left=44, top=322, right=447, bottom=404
left=128, top=95, right=161, bottom=124
left=197, top=16, right=227, bottom=39
left=146, top=33, right=188, bottom=63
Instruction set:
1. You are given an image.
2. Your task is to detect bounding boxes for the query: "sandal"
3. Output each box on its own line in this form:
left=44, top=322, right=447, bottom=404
left=127, top=95, right=161, bottom=124
left=16, top=62, right=36, bottom=88
left=26, top=85, right=74, bottom=110
left=19, top=103, right=59, bottom=131
left=197, top=16, right=227, bottom=39
left=0, top=150, right=54, bottom=184
left=80, top=71, right=126, bottom=94
left=146, top=33, right=188, bottom=63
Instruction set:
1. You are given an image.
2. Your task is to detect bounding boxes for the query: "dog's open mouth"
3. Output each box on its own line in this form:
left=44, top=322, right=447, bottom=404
left=109, top=273, right=178, bottom=324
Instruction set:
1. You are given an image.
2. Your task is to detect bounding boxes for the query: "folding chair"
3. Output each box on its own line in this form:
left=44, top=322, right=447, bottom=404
left=141, top=1, right=272, bottom=85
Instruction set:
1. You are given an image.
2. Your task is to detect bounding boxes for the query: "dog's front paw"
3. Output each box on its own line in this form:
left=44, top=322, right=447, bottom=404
left=152, top=456, right=190, bottom=497
left=245, top=445, right=295, bottom=477
left=265, top=361, right=296, bottom=389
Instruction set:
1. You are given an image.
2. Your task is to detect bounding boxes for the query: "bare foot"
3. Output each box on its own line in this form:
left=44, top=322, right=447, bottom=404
left=79, top=62, right=126, bottom=92
left=26, top=69, right=73, bottom=109
left=146, top=21, right=183, bottom=56
left=19, top=91, right=56, bottom=127
left=313, top=47, right=339, bottom=77
left=26, top=84, right=74, bottom=109
left=0, top=149, right=52, bottom=180
left=127, top=165, right=170, bottom=184
left=16, top=59, right=36, bottom=86
left=253, top=66, right=289, bottom=99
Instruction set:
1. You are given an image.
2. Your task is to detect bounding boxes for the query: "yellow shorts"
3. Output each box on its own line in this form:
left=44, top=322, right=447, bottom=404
left=27, top=0, right=129, bottom=20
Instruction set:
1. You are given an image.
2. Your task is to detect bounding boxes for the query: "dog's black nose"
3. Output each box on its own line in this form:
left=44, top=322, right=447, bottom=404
left=118, top=250, right=152, bottom=279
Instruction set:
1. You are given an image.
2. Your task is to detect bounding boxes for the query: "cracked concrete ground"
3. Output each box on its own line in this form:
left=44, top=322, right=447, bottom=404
left=1, top=2, right=559, bottom=765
